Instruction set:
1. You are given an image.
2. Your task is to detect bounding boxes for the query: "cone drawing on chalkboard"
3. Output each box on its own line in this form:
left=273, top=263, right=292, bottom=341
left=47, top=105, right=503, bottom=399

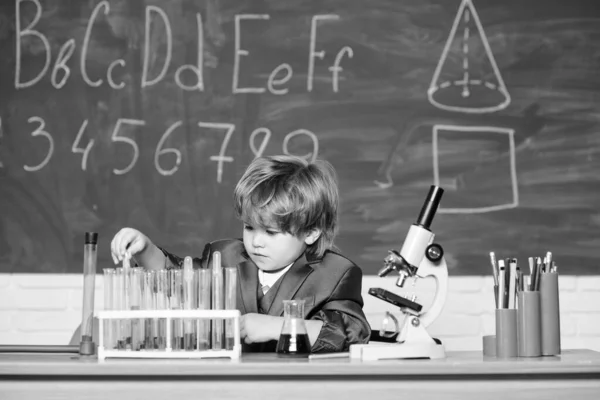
left=428, top=0, right=510, bottom=113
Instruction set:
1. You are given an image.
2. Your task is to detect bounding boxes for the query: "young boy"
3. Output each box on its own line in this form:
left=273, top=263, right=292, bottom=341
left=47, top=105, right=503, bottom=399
left=110, top=155, right=371, bottom=352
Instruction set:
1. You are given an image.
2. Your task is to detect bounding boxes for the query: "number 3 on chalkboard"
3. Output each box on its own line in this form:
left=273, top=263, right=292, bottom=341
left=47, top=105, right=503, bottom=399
left=24, top=116, right=54, bottom=172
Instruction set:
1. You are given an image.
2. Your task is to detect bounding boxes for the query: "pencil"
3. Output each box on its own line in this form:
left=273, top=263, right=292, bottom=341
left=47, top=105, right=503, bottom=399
left=508, top=259, right=517, bottom=309
left=489, top=252, right=499, bottom=286
left=498, top=263, right=506, bottom=309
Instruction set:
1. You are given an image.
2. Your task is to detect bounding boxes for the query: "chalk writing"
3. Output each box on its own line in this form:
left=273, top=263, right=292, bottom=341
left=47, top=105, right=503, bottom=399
left=71, top=119, right=93, bottom=171
left=16, top=117, right=320, bottom=180
left=249, top=128, right=272, bottom=158
left=155, top=121, right=183, bottom=177
left=141, top=6, right=172, bottom=89
left=427, top=0, right=510, bottom=113
left=203, top=122, right=235, bottom=183
left=432, top=125, right=518, bottom=213
left=15, top=1, right=351, bottom=95
left=23, top=116, right=54, bottom=172
left=15, top=0, right=50, bottom=89
left=111, top=118, right=145, bottom=176
left=283, top=129, right=319, bottom=163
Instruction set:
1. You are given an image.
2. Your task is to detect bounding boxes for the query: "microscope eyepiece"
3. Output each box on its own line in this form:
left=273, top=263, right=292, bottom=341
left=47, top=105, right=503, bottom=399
left=416, top=185, right=444, bottom=229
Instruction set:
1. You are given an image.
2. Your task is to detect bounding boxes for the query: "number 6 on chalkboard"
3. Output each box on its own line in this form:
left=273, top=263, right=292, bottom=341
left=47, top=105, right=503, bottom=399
left=111, top=118, right=145, bottom=175
left=155, top=121, right=183, bottom=176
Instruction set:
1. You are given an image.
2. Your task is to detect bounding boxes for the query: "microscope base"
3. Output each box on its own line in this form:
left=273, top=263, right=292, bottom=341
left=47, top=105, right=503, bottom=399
left=350, top=341, right=446, bottom=361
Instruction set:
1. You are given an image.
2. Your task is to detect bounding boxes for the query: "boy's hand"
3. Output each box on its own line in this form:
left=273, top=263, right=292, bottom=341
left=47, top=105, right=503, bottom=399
left=239, top=313, right=284, bottom=344
left=110, top=227, right=152, bottom=264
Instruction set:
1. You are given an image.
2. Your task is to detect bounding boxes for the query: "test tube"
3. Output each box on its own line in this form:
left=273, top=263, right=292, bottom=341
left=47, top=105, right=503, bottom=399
left=169, top=269, right=183, bottom=350
left=129, top=267, right=143, bottom=351
left=156, top=270, right=168, bottom=350
left=80, top=232, right=98, bottom=356
left=102, top=268, right=115, bottom=350
left=142, top=270, right=156, bottom=350
left=224, top=266, right=238, bottom=350
left=122, top=256, right=132, bottom=350
left=211, top=251, right=224, bottom=350
left=182, top=257, right=196, bottom=350
left=114, top=268, right=126, bottom=349
left=196, top=268, right=211, bottom=351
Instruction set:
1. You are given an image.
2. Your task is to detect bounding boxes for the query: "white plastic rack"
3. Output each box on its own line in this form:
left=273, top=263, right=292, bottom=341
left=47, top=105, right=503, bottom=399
left=97, top=309, right=241, bottom=360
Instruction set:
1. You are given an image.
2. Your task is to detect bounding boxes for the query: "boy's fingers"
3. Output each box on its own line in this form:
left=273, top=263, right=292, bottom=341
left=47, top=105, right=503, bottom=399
left=127, top=239, right=144, bottom=256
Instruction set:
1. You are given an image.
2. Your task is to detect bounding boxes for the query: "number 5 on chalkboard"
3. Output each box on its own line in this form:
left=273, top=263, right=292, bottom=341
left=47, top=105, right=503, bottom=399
left=111, top=118, right=145, bottom=175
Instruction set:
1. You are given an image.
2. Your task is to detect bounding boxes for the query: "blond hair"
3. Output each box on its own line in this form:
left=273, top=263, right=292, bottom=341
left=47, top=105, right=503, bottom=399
left=233, top=155, right=339, bottom=258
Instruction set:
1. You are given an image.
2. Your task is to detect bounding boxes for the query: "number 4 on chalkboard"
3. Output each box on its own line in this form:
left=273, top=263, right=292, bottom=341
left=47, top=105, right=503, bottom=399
left=72, top=119, right=94, bottom=171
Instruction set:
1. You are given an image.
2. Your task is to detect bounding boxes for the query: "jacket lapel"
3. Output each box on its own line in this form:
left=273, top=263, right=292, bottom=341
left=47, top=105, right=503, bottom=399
left=237, top=259, right=259, bottom=314
left=265, top=253, right=314, bottom=316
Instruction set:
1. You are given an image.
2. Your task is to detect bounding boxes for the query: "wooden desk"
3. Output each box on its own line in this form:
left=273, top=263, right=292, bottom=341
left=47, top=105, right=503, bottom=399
left=1, top=350, right=599, bottom=400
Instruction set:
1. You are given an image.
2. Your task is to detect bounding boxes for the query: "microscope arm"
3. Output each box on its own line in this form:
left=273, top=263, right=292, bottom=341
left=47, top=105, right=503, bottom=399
left=416, top=257, right=448, bottom=327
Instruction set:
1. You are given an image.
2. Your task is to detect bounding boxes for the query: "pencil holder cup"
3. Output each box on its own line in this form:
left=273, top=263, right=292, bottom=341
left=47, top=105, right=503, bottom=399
left=540, top=272, right=561, bottom=356
left=482, top=335, right=496, bottom=357
left=517, top=291, right=542, bottom=357
left=495, top=309, right=518, bottom=358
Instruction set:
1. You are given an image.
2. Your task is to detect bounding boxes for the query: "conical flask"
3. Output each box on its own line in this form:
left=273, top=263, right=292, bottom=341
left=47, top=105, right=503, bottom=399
left=276, top=299, right=311, bottom=357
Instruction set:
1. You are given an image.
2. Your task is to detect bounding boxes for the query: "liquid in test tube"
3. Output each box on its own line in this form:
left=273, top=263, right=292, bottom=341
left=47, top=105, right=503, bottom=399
left=182, top=257, right=196, bottom=350
left=196, top=268, right=211, bottom=351
left=129, top=268, right=143, bottom=351
left=211, top=251, right=224, bottom=350
left=169, top=269, right=183, bottom=350
left=114, top=268, right=126, bottom=350
left=103, top=268, right=115, bottom=350
left=156, top=270, right=168, bottom=350
left=142, top=270, right=156, bottom=350
left=224, top=266, right=238, bottom=350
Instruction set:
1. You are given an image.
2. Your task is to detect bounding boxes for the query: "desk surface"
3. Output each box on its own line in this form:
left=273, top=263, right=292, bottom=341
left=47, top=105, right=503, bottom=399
left=1, top=350, right=599, bottom=400
left=1, top=349, right=600, bottom=377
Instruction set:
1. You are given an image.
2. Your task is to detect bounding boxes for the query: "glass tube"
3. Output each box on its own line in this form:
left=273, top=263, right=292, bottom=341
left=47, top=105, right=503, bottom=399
left=224, top=266, right=238, bottom=350
left=196, top=268, right=211, bottom=351
left=80, top=232, right=98, bottom=355
left=129, top=267, right=143, bottom=351
left=182, top=257, right=196, bottom=350
left=169, top=269, right=183, bottom=350
left=211, top=251, right=223, bottom=350
left=113, top=267, right=125, bottom=349
left=156, top=270, right=168, bottom=350
left=102, top=268, right=115, bottom=350
left=142, top=270, right=156, bottom=350
left=122, top=259, right=132, bottom=350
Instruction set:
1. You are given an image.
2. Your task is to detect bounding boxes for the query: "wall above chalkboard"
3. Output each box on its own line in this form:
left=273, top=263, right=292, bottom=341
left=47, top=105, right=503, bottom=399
left=1, top=0, right=599, bottom=275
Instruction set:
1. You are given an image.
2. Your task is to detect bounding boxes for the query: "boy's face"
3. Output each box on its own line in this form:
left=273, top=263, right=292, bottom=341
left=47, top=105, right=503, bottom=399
left=242, top=223, right=313, bottom=271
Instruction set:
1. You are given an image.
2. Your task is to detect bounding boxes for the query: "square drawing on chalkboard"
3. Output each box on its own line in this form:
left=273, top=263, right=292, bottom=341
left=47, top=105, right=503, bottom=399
left=432, top=125, right=518, bottom=214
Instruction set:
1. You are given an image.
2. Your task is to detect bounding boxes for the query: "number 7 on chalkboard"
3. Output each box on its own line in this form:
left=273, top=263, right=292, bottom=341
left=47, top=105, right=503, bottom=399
left=199, top=122, right=235, bottom=183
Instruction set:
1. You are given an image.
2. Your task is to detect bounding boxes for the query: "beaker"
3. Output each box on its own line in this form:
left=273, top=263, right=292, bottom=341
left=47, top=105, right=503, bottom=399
left=276, top=299, right=311, bottom=357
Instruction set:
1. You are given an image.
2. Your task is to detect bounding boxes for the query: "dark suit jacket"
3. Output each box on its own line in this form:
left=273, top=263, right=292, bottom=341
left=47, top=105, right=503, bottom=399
left=162, top=239, right=371, bottom=353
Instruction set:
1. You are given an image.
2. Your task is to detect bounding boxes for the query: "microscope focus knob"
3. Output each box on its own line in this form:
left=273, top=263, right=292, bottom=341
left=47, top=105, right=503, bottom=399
left=426, top=243, right=444, bottom=262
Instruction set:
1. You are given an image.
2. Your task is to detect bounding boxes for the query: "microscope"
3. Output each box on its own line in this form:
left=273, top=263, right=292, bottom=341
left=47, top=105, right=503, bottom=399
left=350, top=185, right=448, bottom=360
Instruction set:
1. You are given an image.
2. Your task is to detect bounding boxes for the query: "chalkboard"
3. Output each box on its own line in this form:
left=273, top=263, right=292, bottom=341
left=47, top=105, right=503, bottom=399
left=1, top=0, right=599, bottom=275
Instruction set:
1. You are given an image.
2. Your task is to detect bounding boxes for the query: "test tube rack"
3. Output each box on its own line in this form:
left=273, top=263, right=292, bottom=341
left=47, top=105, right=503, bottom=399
left=97, top=309, right=241, bottom=360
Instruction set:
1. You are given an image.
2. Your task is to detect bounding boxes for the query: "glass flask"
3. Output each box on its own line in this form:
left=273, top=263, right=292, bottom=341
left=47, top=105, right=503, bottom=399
left=276, top=299, right=311, bottom=357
